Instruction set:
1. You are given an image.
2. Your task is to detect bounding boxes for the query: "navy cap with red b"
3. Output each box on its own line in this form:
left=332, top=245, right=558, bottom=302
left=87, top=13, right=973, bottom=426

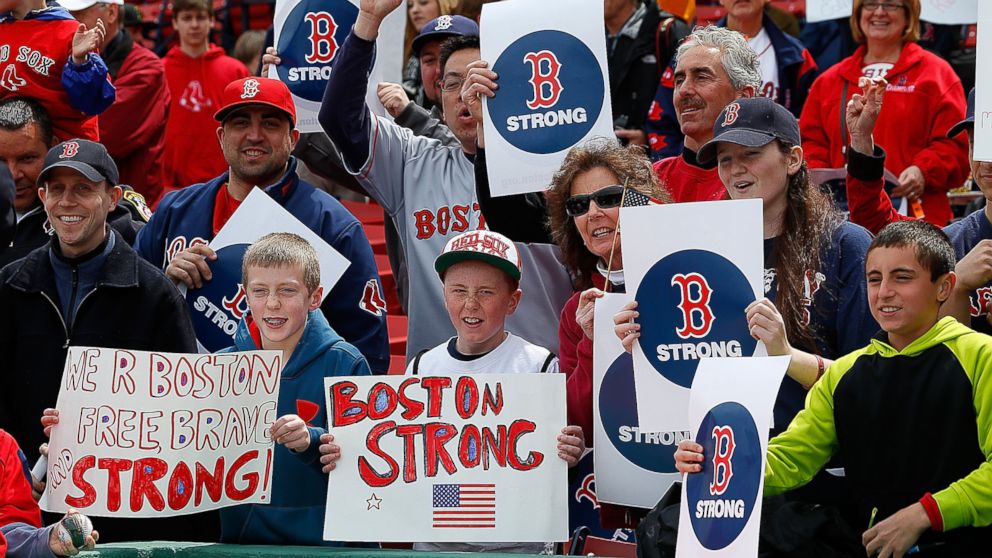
left=214, top=77, right=298, bottom=127
left=697, top=97, right=801, bottom=165
left=411, top=15, right=479, bottom=55
left=37, top=139, right=119, bottom=186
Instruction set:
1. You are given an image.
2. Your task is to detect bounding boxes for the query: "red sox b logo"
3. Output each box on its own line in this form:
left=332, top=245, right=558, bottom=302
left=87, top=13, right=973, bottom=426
left=304, top=12, right=338, bottom=64
left=709, top=425, right=736, bottom=496
left=241, top=78, right=261, bottom=99
left=222, top=284, right=250, bottom=321
left=523, top=50, right=564, bottom=110
left=722, top=102, right=741, bottom=126
left=60, top=141, right=79, bottom=159
left=671, top=273, right=715, bottom=339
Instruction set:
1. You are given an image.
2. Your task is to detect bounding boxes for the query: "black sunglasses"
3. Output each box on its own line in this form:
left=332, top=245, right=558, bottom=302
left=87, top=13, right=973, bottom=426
left=565, top=185, right=625, bottom=217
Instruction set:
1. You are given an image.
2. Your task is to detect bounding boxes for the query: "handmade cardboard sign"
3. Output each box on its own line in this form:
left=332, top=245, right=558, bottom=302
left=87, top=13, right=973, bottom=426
left=41, top=347, right=282, bottom=517
left=323, top=374, right=567, bottom=542
left=593, top=293, right=683, bottom=508
left=676, top=356, right=787, bottom=557
left=185, top=187, right=350, bottom=352
left=621, top=200, right=765, bottom=432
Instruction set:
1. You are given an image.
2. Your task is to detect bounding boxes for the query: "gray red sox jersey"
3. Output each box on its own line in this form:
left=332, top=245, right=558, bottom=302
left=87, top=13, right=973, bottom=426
left=321, top=33, right=572, bottom=360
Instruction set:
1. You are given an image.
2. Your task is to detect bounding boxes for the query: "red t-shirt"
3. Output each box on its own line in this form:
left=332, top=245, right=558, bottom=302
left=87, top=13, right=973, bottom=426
left=211, top=183, right=242, bottom=235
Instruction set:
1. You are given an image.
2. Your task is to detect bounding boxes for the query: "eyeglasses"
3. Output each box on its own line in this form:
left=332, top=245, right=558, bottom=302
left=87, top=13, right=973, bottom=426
left=565, top=185, right=625, bottom=217
left=438, top=76, right=465, bottom=93
left=862, top=1, right=906, bottom=13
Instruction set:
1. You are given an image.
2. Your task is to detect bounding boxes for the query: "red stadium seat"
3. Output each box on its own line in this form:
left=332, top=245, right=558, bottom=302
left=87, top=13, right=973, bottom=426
left=387, top=315, right=408, bottom=356
left=374, top=254, right=403, bottom=316
left=387, top=354, right=407, bottom=375
left=340, top=198, right=385, bottom=225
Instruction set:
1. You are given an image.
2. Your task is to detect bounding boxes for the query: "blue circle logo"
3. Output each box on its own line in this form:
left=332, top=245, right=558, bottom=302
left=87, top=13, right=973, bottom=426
left=186, top=244, right=250, bottom=352
left=635, top=250, right=756, bottom=388
left=685, top=402, right=761, bottom=550
left=276, top=0, right=357, bottom=102
left=599, top=352, right=680, bottom=473
left=489, top=30, right=603, bottom=154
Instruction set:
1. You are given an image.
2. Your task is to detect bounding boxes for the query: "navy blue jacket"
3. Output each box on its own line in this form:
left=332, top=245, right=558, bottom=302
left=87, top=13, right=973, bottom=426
left=218, top=310, right=370, bottom=545
left=134, top=157, right=390, bottom=373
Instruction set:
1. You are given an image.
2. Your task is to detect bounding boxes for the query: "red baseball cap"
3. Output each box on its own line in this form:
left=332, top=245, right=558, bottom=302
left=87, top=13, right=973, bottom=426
left=214, top=77, right=297, bottom=126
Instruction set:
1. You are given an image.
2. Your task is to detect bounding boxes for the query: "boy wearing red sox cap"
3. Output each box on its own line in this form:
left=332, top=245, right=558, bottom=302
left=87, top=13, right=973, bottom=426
left=319, top=229, right=585, bottom=553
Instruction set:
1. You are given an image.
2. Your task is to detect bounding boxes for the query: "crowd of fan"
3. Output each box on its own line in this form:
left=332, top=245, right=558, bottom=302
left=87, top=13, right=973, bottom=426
left=0, top=0, right=989, bottom=557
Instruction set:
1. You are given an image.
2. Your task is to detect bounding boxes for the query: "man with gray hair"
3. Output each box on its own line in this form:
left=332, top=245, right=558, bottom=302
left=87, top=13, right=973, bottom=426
left=651, top=25, right=759, bottom=202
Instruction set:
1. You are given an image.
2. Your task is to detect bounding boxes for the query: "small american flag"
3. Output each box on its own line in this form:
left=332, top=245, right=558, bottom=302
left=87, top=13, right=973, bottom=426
left=622, top=188, right=663, bottom=207
left=432, top=483, right=496, bottom=528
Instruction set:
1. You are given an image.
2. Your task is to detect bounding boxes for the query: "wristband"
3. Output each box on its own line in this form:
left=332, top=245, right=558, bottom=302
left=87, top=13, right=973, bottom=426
left=919, top=492, right=944, bottom=532
left=814, top=355, right=826, bottom=382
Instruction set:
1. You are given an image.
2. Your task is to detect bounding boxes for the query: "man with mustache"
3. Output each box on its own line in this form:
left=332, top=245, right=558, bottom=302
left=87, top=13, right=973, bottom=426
left=134, top=77, right=391, bottom=373
left=651, top=26, right=759, bottom=203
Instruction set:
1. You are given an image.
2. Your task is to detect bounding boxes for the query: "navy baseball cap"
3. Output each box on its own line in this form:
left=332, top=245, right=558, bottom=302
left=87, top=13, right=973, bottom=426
left=947, top=87, right=975, bottom=138
left=698, top=97, right=801, bottom=165
left=411, top=15, right=479, bottom=55
left=38, top=139, right=119, bottom=186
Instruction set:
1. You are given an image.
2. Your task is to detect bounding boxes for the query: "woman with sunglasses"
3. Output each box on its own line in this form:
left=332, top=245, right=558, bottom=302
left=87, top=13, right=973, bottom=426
left=799, top=0, right=967, bottom=226
left=618, top=97, right=878, bottom=435
left=545, top=139, right=672, bottom=529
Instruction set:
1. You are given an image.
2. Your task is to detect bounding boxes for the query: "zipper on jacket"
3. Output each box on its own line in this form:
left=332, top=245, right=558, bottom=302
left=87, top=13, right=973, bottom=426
left=66, top=265, right=79, bottom=328
left=40, top=292, right=71, bottom=348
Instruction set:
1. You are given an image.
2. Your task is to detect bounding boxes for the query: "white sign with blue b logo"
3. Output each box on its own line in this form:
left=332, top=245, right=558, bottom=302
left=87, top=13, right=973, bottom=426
left=621, top=200, right=766, bottom=433
left=593, top=293, right=685, bottom=508
left=480, top=0, right=615, bottom=197
left=675, top=356, right=787, bottom=557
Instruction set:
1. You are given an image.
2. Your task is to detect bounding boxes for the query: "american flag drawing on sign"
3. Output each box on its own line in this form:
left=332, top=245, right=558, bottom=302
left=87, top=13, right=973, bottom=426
left=622, top=188, right=663, bottom=207
left=432, top=483, right=496, bottom=528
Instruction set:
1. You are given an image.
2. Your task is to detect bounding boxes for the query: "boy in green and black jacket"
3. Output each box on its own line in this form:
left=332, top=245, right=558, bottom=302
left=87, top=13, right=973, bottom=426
left=678, top=220, right=992, bottom=557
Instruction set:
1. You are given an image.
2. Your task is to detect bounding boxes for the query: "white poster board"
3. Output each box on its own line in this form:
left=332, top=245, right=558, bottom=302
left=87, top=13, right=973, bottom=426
left=480, top=0, right=615, bottom=197
left=920, top=0, right=977, bottom=25
left=675, top=356, right=787, bottom=558
left=806, top=0, right=977, bottom=24
left=323, top=374, right=567, bottom=542
left=975, top=2, right=992, bottom=161
left=41, top=347, right=281, bottom=517
left=272, top=0, right=404, bottom=132
left=184, top=187, right=350, bottom=352
left=621, top=200, right=765, bottom=433
left=804, top=0, right=852, bottom=23
left=592, top=294, right=684, bottom=508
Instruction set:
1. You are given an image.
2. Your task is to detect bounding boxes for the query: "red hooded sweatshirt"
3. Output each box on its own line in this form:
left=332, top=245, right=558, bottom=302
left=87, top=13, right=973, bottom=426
left=0, top=430, right=42, bottom=530
left=799, top=43, right=968, bottom=227
left=162, top=44, right=249, bottom=193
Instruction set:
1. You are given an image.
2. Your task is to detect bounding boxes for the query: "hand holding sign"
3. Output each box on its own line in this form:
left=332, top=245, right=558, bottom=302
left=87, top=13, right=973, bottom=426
left=166, top=244, right=216, bottom=289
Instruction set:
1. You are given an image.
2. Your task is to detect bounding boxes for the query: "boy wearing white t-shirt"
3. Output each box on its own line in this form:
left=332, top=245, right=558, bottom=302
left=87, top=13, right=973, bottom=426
left=318, top=230, right=585, bottom=553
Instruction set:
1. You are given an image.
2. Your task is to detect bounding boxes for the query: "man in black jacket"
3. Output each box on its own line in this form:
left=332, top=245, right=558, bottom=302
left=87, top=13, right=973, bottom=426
left=0, top=138, right=196, bottom=466
left=0, top=139, right=213, bottom=543
left=0, top=97, right=150, bottom=270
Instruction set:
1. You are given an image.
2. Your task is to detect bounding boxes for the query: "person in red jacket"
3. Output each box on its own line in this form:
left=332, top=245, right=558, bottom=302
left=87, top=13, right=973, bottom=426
left=0, top=0, right=116, bottom=142
left=798, top=0, right=967, bottom=227
left=161, top=0, right=249, bottom=193
left=542, top=139, right=671, bottom=529
left=64, top=0, right=170, bottom=207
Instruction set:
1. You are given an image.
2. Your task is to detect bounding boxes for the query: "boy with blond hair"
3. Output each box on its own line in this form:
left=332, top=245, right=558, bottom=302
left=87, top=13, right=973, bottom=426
left=220, top=232, right=371, bottom=545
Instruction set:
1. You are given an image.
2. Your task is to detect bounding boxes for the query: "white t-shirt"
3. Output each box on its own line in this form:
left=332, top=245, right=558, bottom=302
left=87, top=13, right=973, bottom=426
left=407, top=332, right=557, bottom=554
left=748, top=28, right=780, bottom=100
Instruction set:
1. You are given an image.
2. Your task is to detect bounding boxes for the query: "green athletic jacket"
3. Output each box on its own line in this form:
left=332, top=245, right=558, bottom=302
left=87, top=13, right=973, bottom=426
left=764, top=317, right=992, bottom=549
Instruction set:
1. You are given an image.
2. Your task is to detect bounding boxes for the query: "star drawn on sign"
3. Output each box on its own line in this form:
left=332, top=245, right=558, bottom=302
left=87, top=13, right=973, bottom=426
left=367, top=493, right=382, bottom=510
